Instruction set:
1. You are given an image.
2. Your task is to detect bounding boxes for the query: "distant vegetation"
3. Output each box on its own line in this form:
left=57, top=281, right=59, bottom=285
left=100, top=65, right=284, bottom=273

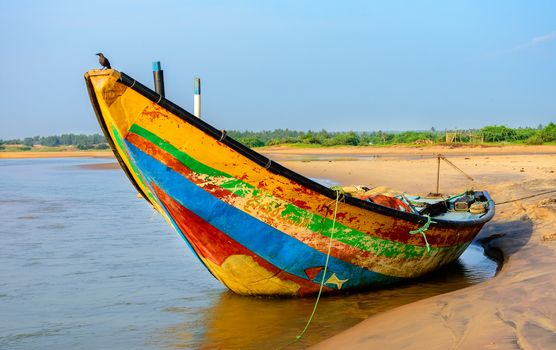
left=228, top=123, right=556, bottom=147
left=1, top=124, right=555, bottom=151
left=0, top=134, right=109, bottom=151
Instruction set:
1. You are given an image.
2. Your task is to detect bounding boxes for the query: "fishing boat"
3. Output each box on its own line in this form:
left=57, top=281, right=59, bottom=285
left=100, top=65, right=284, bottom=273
left=84, top=69, right=495, bottom=297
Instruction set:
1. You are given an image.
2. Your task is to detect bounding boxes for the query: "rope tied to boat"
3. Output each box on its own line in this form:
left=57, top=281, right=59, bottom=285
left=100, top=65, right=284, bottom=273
left=409, top=215, right=435, bottom=255
left=264, top=159, right=272, bottom=169
left=218, top=130, right=227, bottom=142
left=495, top=189, right=556, bottom=205
left=285, top=189, right=342, bottom=347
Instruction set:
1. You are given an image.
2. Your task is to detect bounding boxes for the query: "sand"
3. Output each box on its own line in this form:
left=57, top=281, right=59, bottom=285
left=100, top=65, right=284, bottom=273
left=4, top=145, right=556, bottom=348
left=266, top=147, right=556, bottom=350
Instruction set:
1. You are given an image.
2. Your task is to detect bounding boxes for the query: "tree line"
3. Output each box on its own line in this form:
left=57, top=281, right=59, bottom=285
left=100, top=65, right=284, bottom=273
left=228, top=123, right=556, bottom=147
left=1, top=124, right=555, bottom=150
left=0, top=134, right=109, bottom=150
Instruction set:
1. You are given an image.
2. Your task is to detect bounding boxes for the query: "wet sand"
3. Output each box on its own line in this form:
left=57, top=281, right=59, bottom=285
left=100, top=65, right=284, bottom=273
left=77, top=162, right=120, bottom=170
left=267, top=148, right=556, bottom=349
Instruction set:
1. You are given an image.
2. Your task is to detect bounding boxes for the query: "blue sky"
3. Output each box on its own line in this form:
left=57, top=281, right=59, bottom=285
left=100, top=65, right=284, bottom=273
left=0, top=1, right=554, bottom=138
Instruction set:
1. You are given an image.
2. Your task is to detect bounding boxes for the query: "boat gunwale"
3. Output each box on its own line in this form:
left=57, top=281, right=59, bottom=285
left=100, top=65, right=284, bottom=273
left=84, top=71, right=153, bottom=207
left=84, top=69, right=495, bottom=229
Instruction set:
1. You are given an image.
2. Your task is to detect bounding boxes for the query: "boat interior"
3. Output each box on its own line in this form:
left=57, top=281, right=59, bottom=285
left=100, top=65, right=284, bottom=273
left=337, top=185, right=491, bottom=221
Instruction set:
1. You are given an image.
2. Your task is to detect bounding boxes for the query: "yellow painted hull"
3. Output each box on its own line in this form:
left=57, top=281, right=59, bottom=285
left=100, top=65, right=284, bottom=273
left=85, top=69, right=495, bottom=296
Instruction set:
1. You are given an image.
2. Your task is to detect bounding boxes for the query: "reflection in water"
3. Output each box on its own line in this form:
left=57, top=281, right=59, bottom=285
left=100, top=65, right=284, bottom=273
left=164, top=245, right=497, bottom=349
left=0, top=158, right=498, bottom=350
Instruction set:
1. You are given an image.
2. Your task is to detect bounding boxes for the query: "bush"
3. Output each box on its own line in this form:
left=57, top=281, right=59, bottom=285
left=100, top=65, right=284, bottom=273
left=526, top=122, right=556, bottom=144
left=77, top=144, right=93, bottom=150
left=325, top=132, right=360, bottom=146
left=526, top=134, right=544, bottom=145
left=540, top=122, right=556, bottom=142
left=301, top=133, right=321, bottom=144
left=481, top=125, right=517, bottom=142
left=238, top=137, right=265, bottom=148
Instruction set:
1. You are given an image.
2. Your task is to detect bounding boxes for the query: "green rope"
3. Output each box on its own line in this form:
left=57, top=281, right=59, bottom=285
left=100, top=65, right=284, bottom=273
left=409, top=215, right=436, bottom=255
left=287, top=189, right=342, bottom=347
left=446, top=191, right=467, bottom=201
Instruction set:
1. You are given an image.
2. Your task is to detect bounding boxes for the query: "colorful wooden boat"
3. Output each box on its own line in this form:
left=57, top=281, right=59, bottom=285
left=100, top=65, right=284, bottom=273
left=84, top=69, right=495, bottom=297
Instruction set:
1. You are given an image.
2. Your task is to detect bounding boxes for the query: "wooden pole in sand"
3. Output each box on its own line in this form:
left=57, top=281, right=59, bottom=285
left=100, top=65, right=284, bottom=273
left=436, top=154, right=441, bottom=194
left=435, top=154, right=474, bottom=194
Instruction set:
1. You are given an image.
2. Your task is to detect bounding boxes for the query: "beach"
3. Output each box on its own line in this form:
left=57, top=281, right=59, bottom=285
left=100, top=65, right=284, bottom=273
left=264, top=145, right=556, bottom=350
left=2, top=145, right=555, bottom=349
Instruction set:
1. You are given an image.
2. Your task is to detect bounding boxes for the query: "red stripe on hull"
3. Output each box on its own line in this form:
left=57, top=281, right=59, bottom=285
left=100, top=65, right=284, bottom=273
left=127, top=133, right=387, bottom=261
left=152, top=183, right=328, bottom=295
left=127, top=133, right=233, bottom=199
left=126, top=131, right=478, bottom=247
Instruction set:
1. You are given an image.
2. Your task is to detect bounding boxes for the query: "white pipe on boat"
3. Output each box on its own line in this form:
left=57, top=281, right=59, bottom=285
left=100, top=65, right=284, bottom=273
left=194, top=77, right=201, bottom=119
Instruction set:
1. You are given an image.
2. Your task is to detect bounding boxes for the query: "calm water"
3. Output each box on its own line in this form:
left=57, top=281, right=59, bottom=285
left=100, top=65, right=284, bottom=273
left=0, top=158, right=497, bottom=349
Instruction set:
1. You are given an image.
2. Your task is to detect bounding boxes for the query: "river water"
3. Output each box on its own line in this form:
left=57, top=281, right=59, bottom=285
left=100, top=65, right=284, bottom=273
left=0, top=158, right=497, bottom=349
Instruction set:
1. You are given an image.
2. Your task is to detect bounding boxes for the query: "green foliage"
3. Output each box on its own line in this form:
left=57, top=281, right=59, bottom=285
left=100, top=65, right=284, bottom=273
left=526, top=134, right=544, bottom=145
left=539, top=122, right=556, bottom=142
left=480, top=125, right=517, bottom=142
left=237, top=137, right=265, bottom=148
left=0, top=133, right=107, bottom=147
left=324, top=132, right=360, bottom=146
left=2, top=123, right=554, bottom=151
left=524, top=123, right=556, bottom=144
left=476, top=123, right=556, bottom=145
left=76, top=144, right=93, bottom=150
left=513, top=127, right=538, bottom=141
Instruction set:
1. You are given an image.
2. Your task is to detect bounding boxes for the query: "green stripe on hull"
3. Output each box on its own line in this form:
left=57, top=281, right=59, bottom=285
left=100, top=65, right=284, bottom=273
left=128, top=124, right=466, bottom=260
left=111, top=125, right=156, bottom=203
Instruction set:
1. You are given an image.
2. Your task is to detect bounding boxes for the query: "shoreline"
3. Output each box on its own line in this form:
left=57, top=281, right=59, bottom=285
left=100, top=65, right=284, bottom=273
left=0, top=151, right=114, bottom=159
left=302, top=149, right=556, bottom=349
left=1, top=144, right=556, bottom=160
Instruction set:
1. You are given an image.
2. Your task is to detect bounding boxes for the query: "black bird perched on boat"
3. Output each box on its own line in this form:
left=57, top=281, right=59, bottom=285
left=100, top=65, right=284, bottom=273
left=96, top=53, right=111, bottom=69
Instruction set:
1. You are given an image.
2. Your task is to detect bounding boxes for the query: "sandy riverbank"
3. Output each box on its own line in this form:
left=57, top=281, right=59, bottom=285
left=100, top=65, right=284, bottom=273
left=1, top=144, right=555, bottom=160
left=263, top=144, right=556, bottom=158
left=280, top=148, right=555, bottom=349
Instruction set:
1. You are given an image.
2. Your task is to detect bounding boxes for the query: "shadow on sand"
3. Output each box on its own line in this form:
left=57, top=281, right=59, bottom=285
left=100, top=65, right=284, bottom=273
left=476, top=216, right=534, bottom=264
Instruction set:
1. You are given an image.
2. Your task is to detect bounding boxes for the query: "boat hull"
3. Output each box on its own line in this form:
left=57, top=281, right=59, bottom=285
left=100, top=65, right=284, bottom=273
left=85, top=69, right=495, bottom=296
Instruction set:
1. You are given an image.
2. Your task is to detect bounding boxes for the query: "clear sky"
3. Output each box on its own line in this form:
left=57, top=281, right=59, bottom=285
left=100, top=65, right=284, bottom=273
left=0, top=1, right=554, bottom=139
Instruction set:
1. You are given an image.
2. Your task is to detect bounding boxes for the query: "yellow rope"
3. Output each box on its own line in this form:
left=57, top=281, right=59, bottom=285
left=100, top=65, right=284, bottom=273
left=281, top=190, right=342, bottom=349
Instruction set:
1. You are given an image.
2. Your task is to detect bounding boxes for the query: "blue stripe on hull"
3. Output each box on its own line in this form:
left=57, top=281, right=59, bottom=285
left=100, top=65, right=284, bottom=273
left=125, top=141, right=402, bottom=290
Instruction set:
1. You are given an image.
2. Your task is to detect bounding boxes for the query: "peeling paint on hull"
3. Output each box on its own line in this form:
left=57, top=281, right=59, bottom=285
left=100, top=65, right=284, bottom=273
left=84, top=69, right=494, bottom=296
